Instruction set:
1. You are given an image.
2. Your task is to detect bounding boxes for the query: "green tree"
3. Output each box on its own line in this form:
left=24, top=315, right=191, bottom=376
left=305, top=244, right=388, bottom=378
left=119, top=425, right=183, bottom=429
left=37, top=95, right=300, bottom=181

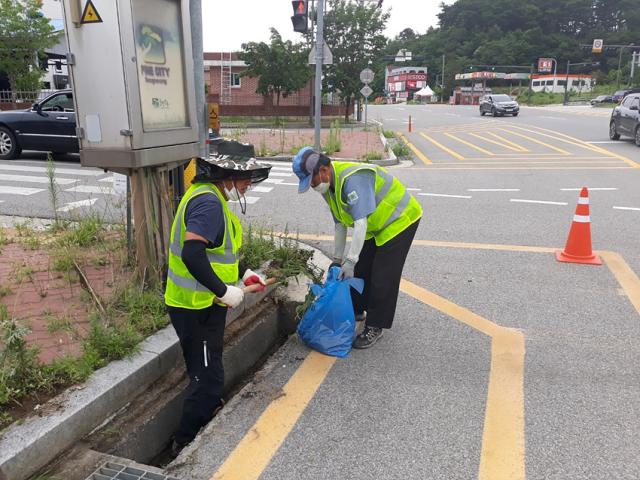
left=239, top=29, right=311, bottom=107
left=323, top=0, right=389, bottom=121
left=0, top=0, right=55, bottom=94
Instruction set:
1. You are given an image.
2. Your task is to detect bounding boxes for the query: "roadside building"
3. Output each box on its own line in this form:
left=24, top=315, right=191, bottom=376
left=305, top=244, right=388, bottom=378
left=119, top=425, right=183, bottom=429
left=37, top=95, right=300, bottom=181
left=385, top=66, right=428, bottom=102
left=204, top=52, right=349, bottom=117
left=530, top=74, right=594, bottom=94
left=450, top=85, right=492, bottom=105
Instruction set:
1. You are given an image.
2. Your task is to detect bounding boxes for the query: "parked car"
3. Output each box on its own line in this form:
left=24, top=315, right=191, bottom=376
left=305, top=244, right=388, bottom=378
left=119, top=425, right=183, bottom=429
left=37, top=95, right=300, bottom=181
left=590, top=95, right=615, bottom=105
left=609, top=93, right=640, bottom=146
left=479, top=94, right=520, bottom=117
left=0, top=89, right=78, bottom=160
left=612, top=89, right=631, bottom=103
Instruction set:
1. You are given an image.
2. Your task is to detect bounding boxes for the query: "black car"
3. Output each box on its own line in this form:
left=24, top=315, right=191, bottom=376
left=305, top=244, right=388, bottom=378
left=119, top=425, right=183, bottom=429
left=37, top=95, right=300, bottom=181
left=590, top=95, right=615, bottom=106
left=479, top=94, right=520, bottom=117
left=0, top=89, right=78, bottom=160
left=609, top=93, right=640, bottom=146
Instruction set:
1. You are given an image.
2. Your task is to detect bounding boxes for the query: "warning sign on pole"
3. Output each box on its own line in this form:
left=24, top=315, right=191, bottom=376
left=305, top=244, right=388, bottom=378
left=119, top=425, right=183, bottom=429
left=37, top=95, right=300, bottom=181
left=81, top=0, right=103, bottom=24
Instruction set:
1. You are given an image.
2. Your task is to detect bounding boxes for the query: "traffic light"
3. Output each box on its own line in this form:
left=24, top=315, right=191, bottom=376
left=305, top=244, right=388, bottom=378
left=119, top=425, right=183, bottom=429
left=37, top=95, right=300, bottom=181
left=291, top=1, right=308, bottom=33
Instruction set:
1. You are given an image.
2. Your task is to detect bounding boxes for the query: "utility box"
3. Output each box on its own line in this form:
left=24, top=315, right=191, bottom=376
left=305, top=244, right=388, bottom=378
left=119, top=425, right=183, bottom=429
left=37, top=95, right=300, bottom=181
left=61, top=0, right=199, bottom=170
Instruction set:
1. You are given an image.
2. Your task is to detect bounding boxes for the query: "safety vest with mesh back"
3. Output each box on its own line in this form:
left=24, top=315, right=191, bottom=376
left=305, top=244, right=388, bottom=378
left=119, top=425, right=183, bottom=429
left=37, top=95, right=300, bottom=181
left=324, top=161, right=422, bottom=246
left=165, top=183, right=242, bottom=310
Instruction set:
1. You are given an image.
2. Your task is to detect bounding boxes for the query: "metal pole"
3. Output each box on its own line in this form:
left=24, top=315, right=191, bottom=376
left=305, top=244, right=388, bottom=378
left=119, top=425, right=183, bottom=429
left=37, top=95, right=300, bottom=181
left=364, top=97, right=368, bottom=130
left=126, top=175, right=133, bottom=263
left=617, top=46, right=624, bottom=88
left=552, top=58, right=557, bottom=93
left=629, top=51, right=637, bottom=87
left=563, top=61, right=570, bottom=105
left=528, top=63, right=533, bottom=104
left=442, top=54, right=445, bottom=100
left=313, top=0, right=324, bottom=151
left=190, top=0, right=207, bottom=158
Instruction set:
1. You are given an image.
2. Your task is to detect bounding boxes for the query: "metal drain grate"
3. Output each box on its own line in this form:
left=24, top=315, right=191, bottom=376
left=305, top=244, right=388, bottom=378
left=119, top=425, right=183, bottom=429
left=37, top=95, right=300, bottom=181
left=86, top=462, right=180, bottom=480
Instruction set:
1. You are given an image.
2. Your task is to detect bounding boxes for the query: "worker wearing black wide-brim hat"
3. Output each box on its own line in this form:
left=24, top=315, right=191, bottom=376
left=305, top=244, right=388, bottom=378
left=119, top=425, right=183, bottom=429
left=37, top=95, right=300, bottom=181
left=164, top=155, right=271, bottom=455
left=293, top=147, right=422, bottom=349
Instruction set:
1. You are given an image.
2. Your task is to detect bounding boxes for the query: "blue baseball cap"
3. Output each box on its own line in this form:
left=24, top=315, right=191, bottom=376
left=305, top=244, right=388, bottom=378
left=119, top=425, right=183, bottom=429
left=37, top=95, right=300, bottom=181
left=292, top=146, right=325, bottom=193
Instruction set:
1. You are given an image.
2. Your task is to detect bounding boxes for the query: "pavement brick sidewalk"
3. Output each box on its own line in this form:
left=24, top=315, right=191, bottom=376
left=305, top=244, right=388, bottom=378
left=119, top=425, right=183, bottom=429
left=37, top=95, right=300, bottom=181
left=0, top=228, right=120, bottom=364
left=234, top=128, right=388, bottom=160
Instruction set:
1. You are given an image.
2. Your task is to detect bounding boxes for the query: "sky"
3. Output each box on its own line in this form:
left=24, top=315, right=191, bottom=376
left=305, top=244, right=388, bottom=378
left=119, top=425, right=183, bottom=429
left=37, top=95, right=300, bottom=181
left=202, top=0, right=454, bottom=52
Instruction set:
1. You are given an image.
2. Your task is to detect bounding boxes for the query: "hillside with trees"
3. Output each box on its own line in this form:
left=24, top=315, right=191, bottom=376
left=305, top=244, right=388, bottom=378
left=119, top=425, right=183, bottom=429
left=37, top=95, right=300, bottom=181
left=383, top=0, right=640, bottom=97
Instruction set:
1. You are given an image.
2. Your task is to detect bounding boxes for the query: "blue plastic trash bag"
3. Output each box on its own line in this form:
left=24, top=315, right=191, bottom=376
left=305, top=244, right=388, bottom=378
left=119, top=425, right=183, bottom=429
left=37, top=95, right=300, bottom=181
left=297, top=266, right=364, bottom=358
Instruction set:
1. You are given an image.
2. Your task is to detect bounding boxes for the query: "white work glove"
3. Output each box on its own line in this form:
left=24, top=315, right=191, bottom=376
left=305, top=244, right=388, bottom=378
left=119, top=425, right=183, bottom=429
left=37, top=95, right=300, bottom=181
left=242, top=269, right=266, bottom=292
left=219, top=285, right=244, bottom=308
left=339, top=259, right=355, bottom=280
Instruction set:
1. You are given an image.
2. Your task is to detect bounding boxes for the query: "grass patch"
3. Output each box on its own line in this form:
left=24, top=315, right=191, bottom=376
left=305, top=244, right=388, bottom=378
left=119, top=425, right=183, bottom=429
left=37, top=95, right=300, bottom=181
left=0, top=284, right=13, bottom=298
left=21, top=234, right=41, bottom=250
left=362, top=152, right=383, bottom=161
left=392, top=141, right=410, bottom=158
left=323, top=120, right=342, bottom=155
left=382, top=129, right=395, bottom=139
left=55, top=216, right=104, bottom=248
left=0, top=229, right=11, bottom=247
left=46, top=315, right=77, bottom=337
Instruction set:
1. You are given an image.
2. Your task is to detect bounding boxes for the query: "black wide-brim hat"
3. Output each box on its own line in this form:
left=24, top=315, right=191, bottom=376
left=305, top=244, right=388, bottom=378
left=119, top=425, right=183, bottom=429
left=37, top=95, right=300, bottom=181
left=194, top=154, right=272, bottom=184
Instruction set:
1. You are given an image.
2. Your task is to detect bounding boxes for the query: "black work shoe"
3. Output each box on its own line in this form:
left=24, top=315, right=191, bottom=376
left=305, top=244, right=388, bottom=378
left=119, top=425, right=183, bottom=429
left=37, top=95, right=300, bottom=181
left=353, top=325, right=383, bottom=349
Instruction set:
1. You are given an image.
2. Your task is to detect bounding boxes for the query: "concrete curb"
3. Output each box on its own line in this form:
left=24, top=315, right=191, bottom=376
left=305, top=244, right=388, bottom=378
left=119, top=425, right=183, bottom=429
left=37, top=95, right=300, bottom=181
left=375, top=133, right=399, bottom=167
left=0, top=280, right=277, bottom=480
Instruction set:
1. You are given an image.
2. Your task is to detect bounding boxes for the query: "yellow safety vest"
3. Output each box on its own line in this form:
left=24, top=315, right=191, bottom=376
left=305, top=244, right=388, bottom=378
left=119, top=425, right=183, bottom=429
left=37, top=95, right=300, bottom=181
left=164, top=183, right=242, bottom=310
left=324, top=161, right=422, bottom=246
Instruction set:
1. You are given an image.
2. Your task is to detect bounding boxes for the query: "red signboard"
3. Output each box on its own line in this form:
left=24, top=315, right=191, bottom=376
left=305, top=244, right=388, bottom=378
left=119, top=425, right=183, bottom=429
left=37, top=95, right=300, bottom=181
left=538, top=58, right=554, bottom=73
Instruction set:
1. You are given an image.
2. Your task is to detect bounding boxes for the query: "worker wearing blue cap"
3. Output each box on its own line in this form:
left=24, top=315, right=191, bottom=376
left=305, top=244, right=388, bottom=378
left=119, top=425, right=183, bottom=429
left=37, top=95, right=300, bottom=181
left=292, top=147, right=422, bottom=348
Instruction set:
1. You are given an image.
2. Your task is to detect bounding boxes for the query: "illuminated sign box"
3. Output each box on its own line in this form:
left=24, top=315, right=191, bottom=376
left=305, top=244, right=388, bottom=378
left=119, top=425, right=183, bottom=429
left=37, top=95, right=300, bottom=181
left=62, top=0, right=199, bottom=170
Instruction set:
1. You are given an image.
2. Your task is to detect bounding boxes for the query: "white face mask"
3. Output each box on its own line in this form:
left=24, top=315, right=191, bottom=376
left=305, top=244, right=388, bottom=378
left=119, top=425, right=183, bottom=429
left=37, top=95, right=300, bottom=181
left=312, top=172, right=330, bottom=194
left=313, top=182, right=330, bottom=194
left=225, top=184, right=241, bottom=202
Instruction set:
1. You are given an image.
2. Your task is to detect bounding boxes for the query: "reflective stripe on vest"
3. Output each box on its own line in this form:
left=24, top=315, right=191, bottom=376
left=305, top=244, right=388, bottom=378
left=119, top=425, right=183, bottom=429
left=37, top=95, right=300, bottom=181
left=325, top=161, right=422, bottom=246
left=164, top=184, right=242, bottom=309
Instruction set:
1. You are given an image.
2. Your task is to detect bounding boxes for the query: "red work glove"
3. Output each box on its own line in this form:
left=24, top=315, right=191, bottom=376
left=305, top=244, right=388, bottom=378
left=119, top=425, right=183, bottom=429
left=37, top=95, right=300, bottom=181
left=242, top=269, right=266, bottom=292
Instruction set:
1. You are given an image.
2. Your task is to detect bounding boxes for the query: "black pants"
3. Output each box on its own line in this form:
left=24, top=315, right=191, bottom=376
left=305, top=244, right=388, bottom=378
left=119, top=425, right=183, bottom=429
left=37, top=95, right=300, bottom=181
left=351, top=220, right=420, bottom=329
left=168, top=303, right=226, bottom=446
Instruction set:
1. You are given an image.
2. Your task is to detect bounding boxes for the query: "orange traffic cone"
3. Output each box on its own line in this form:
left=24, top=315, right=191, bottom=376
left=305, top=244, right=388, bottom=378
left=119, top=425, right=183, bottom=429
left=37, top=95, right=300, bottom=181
left=555, top=187, right=602, bottom=265
left=408, top=115, right=412, bottom=133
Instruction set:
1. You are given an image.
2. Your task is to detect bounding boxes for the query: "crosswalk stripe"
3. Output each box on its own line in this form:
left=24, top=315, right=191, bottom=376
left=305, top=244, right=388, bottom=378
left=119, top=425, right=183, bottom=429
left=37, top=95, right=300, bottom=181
left=251, top=186, right=273, bottom=193
left=98, top=176, right=114, bottom=182
left=64, top=185, right=115, bottom=194
left=58, top=198, right=99, bottom=212
left=0, top=186, right=45, bottom=195
left=0, top=164, right=102, bottom=176
left=229, top=196, right=260, bottom=205
left=263, top=178, right=283, bottom=184
left=0, top=174, right=77, bottom=185
left=269, top=172, right=293, bottom=177
left=267, top=165, right=292, bottom=172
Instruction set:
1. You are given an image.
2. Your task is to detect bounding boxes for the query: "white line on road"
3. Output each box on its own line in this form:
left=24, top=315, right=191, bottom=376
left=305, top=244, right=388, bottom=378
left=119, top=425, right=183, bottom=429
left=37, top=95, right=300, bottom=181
left=0, top=173, right=77, bottom=185
left=250, top=186, right=273, bottom=193
left=0, top=186, right=45, bottom=195
left=279, top=182, right=299, bottom=186
left=0, top=164, right=103, bottom=176
left=510, top=199, right=568, bottom=206
left=586, top=141, right=620, bottom=144
left=560, top=187, right=618, bottom=191
left=613, top=206, right=640, bottom=211
left=58, top=198, right=98, bottom=212
left=269, top=172, right=293, bottom=177
left=418, top=193, right=472, bottom=199
left=229, top=196, right=260, bottom=205
left=64, top=185, right=115, bottom=195
left=99, top=176, right=114, bottom=182
left=263, top=178, right=284, bottom=184
left=406, top=188, right=421, bottom=191
left=266, top=165, right=292, bottom=172
left=468, top=188, right=521, bottom=192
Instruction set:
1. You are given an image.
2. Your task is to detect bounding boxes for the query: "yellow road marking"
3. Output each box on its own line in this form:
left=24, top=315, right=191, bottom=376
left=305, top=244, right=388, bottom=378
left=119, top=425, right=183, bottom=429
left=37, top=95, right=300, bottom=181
left=600, top=251, right=640, bottom=315
left=211, top=351, right=336, bottom=480
left=498, top=128, right=571, bottom=155
left=399, top=279, right=525, bottom=480
left=419, top=132, right=466, bottom=160
left=469, top=132, right=525, bottom=153
left=518, top=124, right=640, bottom=169
left=485, top=132, right=529, bottom=152
left=425, top=158, right=620, bottom=164
left=397, top=132, right=432, bottom=165
left=444, top=132, right=496, bottom=156
left=415, top=166, right=631, bottom=171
